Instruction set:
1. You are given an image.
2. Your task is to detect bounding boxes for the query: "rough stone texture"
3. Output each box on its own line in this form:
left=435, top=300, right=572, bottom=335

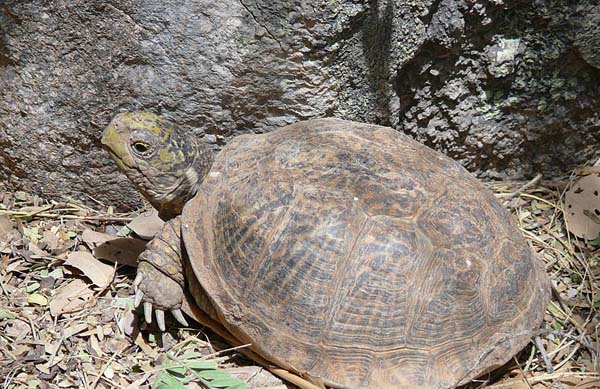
left=1, top=0, right=599, bottom=208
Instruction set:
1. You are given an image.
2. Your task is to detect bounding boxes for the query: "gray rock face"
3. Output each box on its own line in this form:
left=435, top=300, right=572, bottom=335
left=1, top=0, right=599, bottom=208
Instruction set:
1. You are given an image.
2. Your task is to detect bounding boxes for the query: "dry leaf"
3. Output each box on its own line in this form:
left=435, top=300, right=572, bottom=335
left=120, top=310, right=137, bottom=337
left=65, top=251, right=114, bottom=288
left=93, top=238, right=146, bottom=267
left=90, top=334, right=104, bottom=357
left=82, top=229, right=114, bottom=247
left=44, top=340, right=61, bottom=356
left=559, top=377, right=600, bottom=388
left=40, top=229, right=61, bottom=252
left=564, top=174, right=600, bottom=240
left=575, top=166, right=600, bottom=176
left=63, top=323, right=88, bottom=339
left=0, top=215, right=16, bottom=244
left=132, top=331, right=157, bottom=358
left=49, top=279, right=94, bottom=316
left=126, top=209, right=164, bottom=240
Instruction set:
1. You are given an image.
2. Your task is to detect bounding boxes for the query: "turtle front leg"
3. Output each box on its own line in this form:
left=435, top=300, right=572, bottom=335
left=133, top=216, right=189, bottom=331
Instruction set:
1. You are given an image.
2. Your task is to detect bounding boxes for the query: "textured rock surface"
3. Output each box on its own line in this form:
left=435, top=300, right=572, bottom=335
left=1, top=0, right=599, bottom=208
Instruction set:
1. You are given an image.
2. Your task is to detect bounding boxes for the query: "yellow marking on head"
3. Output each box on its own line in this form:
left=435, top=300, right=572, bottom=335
left=157, top=148, right=170, bottom=161
left=116, top=112, right=174, bottom=142
left=149, top=147, right=186, bottom=172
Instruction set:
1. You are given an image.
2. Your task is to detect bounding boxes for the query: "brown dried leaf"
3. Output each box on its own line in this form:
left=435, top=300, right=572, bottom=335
left=5, top=318, right=31, bottom=339
left=89, top=334, right=104, bottom=357
left=575, top=166, right=600, bottom=176
left=559, top=377, right=600, bottom=388
left=126, top=209, right=164, bottom=240
left=0, top=215, right=15, bottom=244
left=119, top=310, right=137, bottom=337
left=49, top=279, right=94, bottom=316
left=62, top=323, right=88, bottom=339
left=564, top=174, right=600, bottom=240
left=93, top=238, right=146, bottom=267
left=40, top=229, right=60, bottom=252
left=81, top=229, right=114, bottom=247
left=65, top=251, right=114, bottom=288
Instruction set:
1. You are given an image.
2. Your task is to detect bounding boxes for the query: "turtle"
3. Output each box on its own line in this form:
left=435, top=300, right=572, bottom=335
left=101, top=112, right=550, bottom=388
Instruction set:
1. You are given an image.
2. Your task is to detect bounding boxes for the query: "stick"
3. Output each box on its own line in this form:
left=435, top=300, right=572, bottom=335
left=505, top=174, right=543, bottom=199
left=534, top=335, right=554, bottom=374
left=0, top=210, right=133, bottom=222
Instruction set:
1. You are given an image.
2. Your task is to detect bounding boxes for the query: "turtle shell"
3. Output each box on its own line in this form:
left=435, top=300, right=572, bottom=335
left=181, top=119, right=549, bottom=388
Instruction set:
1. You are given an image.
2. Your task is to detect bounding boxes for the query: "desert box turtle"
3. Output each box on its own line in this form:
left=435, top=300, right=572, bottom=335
left=102, top=112, right=550, bottom=388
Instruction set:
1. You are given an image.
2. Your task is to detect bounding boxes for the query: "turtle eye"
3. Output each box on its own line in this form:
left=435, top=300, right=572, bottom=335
left=131, top=141, right=151, bottom=155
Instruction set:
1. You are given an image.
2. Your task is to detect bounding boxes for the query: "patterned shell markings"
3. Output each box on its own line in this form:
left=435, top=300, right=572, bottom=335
left=181, top=119, right=550, bottom=388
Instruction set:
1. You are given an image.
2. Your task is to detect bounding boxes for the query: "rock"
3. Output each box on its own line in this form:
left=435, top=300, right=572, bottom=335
left=0, top=0, right=599, bottom=208
left=486, top=37, right=522, bottom=78
left=575, top=5, right=600, bottom=69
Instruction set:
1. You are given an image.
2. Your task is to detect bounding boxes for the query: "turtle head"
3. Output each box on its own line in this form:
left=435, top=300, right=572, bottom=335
left=102, top=112, right=213, bottom=220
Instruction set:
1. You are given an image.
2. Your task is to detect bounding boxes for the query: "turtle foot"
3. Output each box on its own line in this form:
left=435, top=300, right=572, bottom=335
left=132, top=217, right=189, bottom=331
left=133, top=261, right=189, bottom=331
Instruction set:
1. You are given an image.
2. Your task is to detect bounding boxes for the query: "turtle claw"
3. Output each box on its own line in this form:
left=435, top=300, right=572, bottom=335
left=172, top=308, right=189, bottom=327
left=133, top=259, right=186, bottom=331
left=133, top=272, right=143, bottom=288
left=155, top=309, right=166, bottom=331
left=134, top=288, right=144, bottom=307
left=144, top=302, right=153, bottom=324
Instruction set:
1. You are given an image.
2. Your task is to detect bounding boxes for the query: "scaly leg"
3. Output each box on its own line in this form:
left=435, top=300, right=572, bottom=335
left=133, top=216, right=189, bottom=331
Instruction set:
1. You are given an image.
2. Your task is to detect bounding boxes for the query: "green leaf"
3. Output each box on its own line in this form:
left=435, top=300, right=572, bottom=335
left=25, top=282, right=40, bottom=293
left=48, top=268, right=64, bottom=279
left=179, top=351, right=205, bottom=360
left=552, top=319, right=564, bottom=330
left=594, top=294, right=600, bottom=309
left=67, top=230, right=78, bottom=239
left=117, top=225, right=132, bottom=237
left=187, top=360, right=218, bottom=371
left=27, top=293, right=48, bottom=306
left=227, top=384, right=248, bottom=389
left=112, top=297, right=134, bottom=310
left=209, top=376, right=245, bottom=388
left=0, top=309, right=16, bottom=320
left=165, top=366, right=186, bottom=378
left=23, top=227, right=41, bottom=243
left=530, top=199, right=541, bottom=215
left=27, top=379, right=40, bottom=389
left=199, top=370, right=231, bottom=380
left=589, top=234, right=600, bottom=246
left=78, top=351, right=92, bottom=362
left=200, top=370, right=246, bottom=388
left=152, top=371, right=186, bottom=389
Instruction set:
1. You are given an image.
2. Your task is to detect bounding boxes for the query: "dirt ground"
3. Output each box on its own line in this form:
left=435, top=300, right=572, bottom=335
left=0, top=177, right=598, bottom=388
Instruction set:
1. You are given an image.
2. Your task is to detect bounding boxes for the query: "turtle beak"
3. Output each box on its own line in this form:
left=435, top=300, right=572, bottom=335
left=102, top=124, right=136, bottom=169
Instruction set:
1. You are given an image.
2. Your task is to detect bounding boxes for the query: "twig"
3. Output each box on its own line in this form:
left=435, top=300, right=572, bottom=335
left=534, top=336, right=554, bottom=373
left=89, top=346, right=123, bottom=388
left=0, top=210, right=133, bottom=222
left=535, top=330, right=597, bottom=356
left=534, top=336, right=569, bottom=389
left=513, top=356, right=534, bottom=389
left=488, top=372, right=600, bottom=388
left=503, top=174, right=543, bottom=199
